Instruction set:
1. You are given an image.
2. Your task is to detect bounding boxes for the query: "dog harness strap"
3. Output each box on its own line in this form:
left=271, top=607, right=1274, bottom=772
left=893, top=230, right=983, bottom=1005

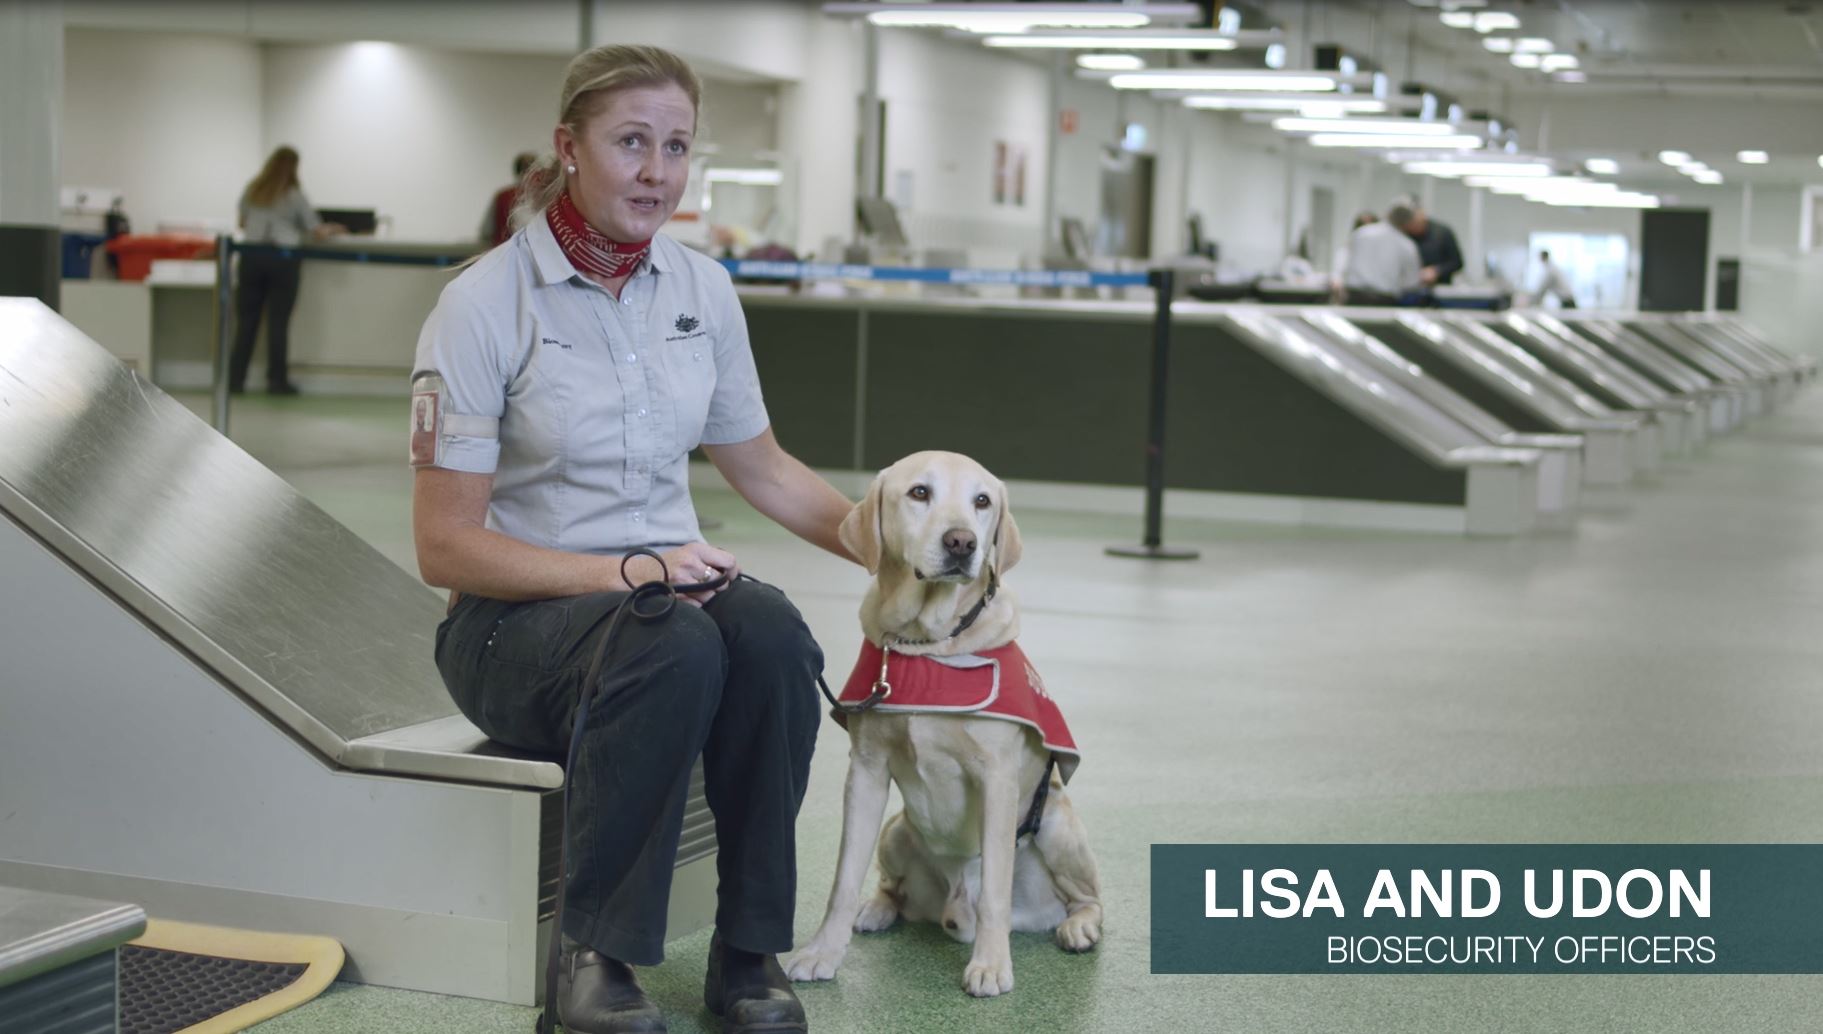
left=1016, top=756, right=1055, bottom=842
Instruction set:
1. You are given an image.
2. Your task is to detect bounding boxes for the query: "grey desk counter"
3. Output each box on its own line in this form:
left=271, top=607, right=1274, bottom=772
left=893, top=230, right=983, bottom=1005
left=737, top=293, right=1542, bottom=531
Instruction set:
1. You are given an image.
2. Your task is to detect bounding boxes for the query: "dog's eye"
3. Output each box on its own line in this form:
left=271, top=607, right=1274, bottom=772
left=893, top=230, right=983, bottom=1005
left=974, top=494, right=991, bottom=510
left=908, top=485, right=930, bottom=501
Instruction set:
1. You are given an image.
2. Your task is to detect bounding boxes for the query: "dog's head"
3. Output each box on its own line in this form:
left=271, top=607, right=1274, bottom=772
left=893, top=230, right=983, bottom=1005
left=840, top=451, right=1022, bottom=584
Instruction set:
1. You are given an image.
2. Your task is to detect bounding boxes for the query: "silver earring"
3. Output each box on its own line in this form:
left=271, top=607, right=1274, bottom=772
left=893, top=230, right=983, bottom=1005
left=566, top=164, right=577, bottom=174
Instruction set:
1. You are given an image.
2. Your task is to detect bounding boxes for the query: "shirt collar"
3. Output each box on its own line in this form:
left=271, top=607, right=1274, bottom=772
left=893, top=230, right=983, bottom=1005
left=528, top=212, right=668, bottom=287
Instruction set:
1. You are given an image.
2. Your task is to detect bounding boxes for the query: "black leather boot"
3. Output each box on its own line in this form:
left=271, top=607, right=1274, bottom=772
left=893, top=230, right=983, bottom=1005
left=557, top=937, right=668, bottom=1034
left=703, top=932, right=808, bottom=1033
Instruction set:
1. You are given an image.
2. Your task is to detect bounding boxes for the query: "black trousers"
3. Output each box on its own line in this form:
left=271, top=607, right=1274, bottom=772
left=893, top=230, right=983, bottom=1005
left=229, top=251, right=302, bottom=390
left=435, top=578, right=823, bottom=966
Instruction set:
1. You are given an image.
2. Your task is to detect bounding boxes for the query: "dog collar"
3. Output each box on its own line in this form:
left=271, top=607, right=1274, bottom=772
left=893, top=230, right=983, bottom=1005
left=885, top=567, right=999, bottom=648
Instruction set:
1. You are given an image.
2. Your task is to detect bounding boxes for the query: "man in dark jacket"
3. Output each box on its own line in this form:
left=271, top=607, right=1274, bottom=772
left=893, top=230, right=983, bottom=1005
left=1405, top=205, right=1463, bottom=286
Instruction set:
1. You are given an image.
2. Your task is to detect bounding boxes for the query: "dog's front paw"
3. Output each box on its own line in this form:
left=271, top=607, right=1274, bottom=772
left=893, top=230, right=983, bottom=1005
left=854, top=893, right=899, bottom=933
left=962, top=952, right=1014, bottom=998
left=784, top=941, right=848, bottom=982
left=1055, top=907, right=1102, bottom=953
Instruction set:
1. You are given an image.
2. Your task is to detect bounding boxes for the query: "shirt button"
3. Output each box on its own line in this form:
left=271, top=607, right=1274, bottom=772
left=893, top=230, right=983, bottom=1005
left=633, top=512, right=643, bottom=522
left=693, top=352, right=703, bottom=361
left=627, top=353, right=637, bottom=363
left=638, top=408, right=647, bottom=417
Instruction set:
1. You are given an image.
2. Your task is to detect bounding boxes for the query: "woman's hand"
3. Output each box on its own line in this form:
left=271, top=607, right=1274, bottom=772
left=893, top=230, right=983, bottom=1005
left=622, top=542, right=739, bottom=606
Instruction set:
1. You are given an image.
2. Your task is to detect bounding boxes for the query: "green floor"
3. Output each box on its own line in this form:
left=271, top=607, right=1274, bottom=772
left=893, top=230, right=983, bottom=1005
left=181, top=388, right=1823, bottom=1033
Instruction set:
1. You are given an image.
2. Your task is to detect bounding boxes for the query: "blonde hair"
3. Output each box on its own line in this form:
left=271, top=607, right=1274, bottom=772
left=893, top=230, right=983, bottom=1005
left=245, top=146, right=301, bottom=208
left=515, top=45, right=703, bottom=225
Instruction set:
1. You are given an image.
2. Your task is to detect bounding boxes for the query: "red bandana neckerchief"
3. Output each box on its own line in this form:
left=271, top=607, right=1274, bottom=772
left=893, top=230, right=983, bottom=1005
left=546, top=191, right=651, bottom=279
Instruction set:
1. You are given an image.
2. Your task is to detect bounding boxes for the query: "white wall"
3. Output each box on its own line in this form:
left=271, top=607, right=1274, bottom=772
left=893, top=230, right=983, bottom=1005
left=65, top=0, right=581, bottom=55
left=260, top=42, right=563, bottom=242
left=775, top=15, right=862, bottom=259
left=590, top=0, right=814, bottom=83
left=876, top=30, right=1051, bottom=258
left=62, top=29, right=263, bottom=231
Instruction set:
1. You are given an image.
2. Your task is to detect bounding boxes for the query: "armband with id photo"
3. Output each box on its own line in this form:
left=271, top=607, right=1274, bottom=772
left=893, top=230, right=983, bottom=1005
left=409, top=370, right=499, bottom=468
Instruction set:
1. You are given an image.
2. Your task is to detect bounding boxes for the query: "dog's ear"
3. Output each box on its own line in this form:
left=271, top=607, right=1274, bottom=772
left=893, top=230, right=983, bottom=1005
left=840, top=473, right=885, bottom=573
left=992, top=478, right=1022, bottom=574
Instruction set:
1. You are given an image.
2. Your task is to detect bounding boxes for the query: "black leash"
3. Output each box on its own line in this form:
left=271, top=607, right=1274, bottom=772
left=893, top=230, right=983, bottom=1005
left=1017, top=756, right=1055, bottom=842
left=537, top=549, right=730, bottom=1034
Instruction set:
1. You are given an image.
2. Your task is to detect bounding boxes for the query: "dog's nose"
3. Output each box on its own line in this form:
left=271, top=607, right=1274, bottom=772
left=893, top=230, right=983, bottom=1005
left=943, top=528, right=977, bottom=559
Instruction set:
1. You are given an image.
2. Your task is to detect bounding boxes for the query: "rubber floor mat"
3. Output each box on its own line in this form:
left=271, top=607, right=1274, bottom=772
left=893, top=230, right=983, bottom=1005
left=120, top=918, right=342, bottom=1034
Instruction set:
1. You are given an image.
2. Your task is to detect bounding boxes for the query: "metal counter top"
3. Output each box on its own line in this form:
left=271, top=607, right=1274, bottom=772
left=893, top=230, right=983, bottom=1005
left=0, top=299, right=559, bottom=790
left=0, top=885, right=144, bottom=990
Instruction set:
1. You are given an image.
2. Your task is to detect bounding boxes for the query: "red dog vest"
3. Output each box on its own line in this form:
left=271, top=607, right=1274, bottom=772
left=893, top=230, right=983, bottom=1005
left=836, top=640, right=1080, bottom=783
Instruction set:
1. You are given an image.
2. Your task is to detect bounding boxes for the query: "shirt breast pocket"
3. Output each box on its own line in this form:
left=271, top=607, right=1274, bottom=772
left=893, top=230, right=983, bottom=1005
left=672, top=335, right=717, bottom=450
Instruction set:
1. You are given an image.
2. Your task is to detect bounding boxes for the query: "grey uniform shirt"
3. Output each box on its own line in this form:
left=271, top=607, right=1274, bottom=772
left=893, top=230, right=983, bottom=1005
left=1342, top=221, right=1423, bottom=297
left=412, top=214, right=770, bottom=555
left=239, top=187, right=321, bottom=246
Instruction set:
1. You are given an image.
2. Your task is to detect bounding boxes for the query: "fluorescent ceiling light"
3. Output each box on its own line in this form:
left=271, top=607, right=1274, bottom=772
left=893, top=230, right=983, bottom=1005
left=1273, top=117, right=1461, bottom=135
left=1183, top=95, right=1386, bottom=113
left=1657, top=150, right=1691, bottom=165
left=1503, top=179, right=1662, bottom=207
left=1474, top=12, right=1521, bottom=32
left=983, top=29, right=1242, bottom=49
left=1737, top=150, right=1770, bottom=164
left=823, top=2, right=1198, bottom=32
left=1510, top=53, right=1541, bottom=69
left=1264, top=42, right=1287, bottom=68
left=1111, top=70, right=1338, bottom=91
left=1307, top=133, right=1483, bottom=149
left=1512, top=37, right=1554, bottom=53
left=1540, top=54, right=1578, bottom=72
left=1692, top=171, right=1724, bottom=185
left=704, top=168, right=783, bottom=185
left=1584, top=158, right=1620, bottom=175
left=1818, top=156, right=1823, bottom=169
left=1466, top=174, right=1580, bottom=191
left=1482, top=37, right=1516, bottom=53
left=1538, top=193, right=1660, bottom=209
left=1554, top=71, right=1588, bottom=83
left=1077, top=53, right=1145, bottom=70
left=1402, top=160, right=1552, bottom=178
left=1440, top=11, right=1475, bottom=28
left=1299, top=99, right=1390, bottom=116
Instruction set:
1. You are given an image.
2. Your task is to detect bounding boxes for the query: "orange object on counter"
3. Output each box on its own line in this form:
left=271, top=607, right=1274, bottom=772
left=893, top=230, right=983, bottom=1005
left=104, top=234, right=216, bottom=282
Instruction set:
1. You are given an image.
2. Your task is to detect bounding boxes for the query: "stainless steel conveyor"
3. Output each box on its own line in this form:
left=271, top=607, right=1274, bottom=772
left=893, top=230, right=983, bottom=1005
left=0, top=299, right=714, bottom=1004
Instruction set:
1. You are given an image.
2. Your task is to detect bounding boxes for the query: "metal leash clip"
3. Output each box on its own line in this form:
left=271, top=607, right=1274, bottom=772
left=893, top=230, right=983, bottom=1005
left=871, top=646, right=894, bottom=701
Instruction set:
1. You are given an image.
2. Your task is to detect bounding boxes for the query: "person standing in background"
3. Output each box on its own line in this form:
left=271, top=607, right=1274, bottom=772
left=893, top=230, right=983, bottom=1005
left=229, top=146, right=344, bottom=395
left=1343, top=202, right=1425, bottom=305
left=482, top=151, right=541, bottom=245
left=102, top=196, right=131, bottom=277
left=1535, top=249, right=1579, bottom=308
left=1404, top=204, right=1464, bottom=287
left=1331, top=210, right=1378, bottom=302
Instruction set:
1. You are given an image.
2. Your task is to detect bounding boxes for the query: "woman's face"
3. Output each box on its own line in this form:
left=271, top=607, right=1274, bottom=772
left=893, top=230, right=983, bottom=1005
left=556, top=82, right=695, bottom=243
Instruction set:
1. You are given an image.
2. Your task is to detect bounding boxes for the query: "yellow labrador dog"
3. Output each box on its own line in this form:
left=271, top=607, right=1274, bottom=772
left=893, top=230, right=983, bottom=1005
left=786, top=451, right=1102, bottom=997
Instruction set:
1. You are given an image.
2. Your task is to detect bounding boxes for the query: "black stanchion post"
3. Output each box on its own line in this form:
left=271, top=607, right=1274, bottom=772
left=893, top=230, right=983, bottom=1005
left=1107, top=268, right=1199, bottom=561
left=212, top=235, right=234, bottom=435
